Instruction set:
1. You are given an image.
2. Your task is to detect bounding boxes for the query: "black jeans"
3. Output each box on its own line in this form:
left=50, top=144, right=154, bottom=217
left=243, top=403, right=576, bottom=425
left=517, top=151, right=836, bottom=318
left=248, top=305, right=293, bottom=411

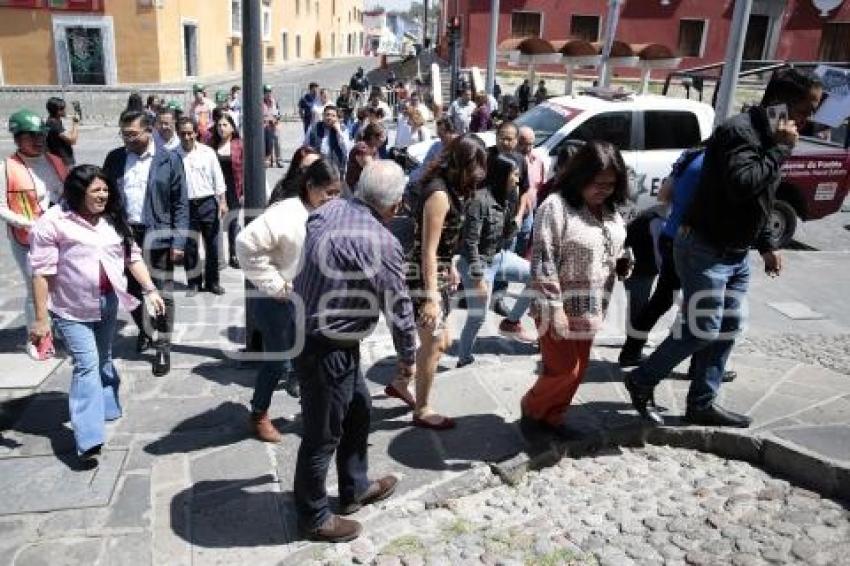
left=629, top=234, right=680, bottom=345
left=185, top=196, right=221, bottom=288
left=127, top=224, right=175, bottom=344
left=224, top=188, right=241, bottom=260
left=294, top=337, right=371, bottom=531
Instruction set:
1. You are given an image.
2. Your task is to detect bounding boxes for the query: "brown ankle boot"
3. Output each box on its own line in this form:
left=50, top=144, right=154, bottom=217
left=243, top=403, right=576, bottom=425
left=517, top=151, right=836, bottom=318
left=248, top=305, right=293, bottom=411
left=251, top=411, right=282, bottom=443
left=304, top=514, right=362, bottom=543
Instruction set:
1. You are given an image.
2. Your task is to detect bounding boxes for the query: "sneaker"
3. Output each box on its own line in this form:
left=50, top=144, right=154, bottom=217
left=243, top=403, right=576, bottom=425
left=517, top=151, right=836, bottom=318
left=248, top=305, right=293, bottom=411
left=498, top=319, right=537, bottom=344
left=456, top=356, right=475, bottom=369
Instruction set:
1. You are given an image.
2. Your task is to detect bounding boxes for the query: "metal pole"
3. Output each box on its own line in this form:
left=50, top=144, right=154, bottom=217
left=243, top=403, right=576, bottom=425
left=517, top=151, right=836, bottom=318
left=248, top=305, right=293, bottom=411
left=423, top=0, right=430, bottom=49
left=714, top=0, right=753, bottom=127
left=486, top=0, right=500, bottom=95
left=598, top=0, right=623, bottom=88
left=449, top=21, right=459, bottom=101
left=242, top=0, right=265, bottom=352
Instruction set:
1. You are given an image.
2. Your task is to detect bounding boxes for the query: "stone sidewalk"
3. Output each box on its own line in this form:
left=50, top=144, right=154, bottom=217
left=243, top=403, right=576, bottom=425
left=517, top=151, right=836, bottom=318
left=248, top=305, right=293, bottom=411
left=0, top=252, right=849, bottom=565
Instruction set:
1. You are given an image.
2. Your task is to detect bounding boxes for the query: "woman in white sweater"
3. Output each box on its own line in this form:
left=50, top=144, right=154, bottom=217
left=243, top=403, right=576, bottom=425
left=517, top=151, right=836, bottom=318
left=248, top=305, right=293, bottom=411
left=521, top=141, right=632, bottom=436
left=236, top=158, right=341, bottom=442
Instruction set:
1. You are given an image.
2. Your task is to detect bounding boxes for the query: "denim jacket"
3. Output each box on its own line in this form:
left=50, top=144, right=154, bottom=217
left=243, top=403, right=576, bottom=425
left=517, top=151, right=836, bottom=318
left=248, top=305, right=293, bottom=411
left=461, top=186, right=517, bottom=279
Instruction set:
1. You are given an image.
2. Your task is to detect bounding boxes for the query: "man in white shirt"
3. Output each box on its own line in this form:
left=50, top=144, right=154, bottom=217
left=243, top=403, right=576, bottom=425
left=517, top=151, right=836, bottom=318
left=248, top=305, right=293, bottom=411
left=153, top=107, right=180, bottom=152
left=305, top=105, right=353, bottom=177
left=175, top=116, right=227, bottom=295
left=408, top=92, right=433, bottom=123
left=448, top=88, right=475, bottom=134
left=103, top=109, right=189, bottom=377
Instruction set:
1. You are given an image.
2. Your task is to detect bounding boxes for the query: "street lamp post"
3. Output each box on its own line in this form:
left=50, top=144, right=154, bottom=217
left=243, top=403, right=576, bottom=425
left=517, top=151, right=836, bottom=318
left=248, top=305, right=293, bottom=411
left=486, top=0, right=500, bottom=96
left=598, top=0, right=624, bottom=88
left=714, top=0, right=753, bottom=127
left=242, top=0, right=265, bottom=351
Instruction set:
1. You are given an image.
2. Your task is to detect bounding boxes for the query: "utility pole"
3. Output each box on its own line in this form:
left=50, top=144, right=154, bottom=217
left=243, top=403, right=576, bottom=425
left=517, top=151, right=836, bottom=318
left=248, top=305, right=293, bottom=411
left=486, top=0, right=500, bottom=95
left=423, top=0, right=430, bottom=49
left=714, top=0, right=753, bottom=127
left=449, top=16, right=461, bottom=101
left=598, top=0, right=624, bottom=88
left=242, top=0, right=265, bottom=351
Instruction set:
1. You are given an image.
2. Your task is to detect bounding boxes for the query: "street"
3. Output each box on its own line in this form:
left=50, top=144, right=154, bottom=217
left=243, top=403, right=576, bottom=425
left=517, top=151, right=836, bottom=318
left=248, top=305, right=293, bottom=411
left=0, top=56, right=849, bottom=565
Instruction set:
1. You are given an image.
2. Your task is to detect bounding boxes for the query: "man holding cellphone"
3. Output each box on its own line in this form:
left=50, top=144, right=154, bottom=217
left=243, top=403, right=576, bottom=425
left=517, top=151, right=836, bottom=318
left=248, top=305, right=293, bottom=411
left=626, top=68, right=823, bottom=428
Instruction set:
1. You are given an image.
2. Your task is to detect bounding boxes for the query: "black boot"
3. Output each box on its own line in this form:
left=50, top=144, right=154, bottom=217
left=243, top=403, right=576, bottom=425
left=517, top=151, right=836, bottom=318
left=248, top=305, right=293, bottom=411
left=684, top=404, right=752, bottom=428
left=624, top=372, right=664, bottom=425
left=618, top=337, right=646, bottom=367
left=152, top=344, right=171, bottom=377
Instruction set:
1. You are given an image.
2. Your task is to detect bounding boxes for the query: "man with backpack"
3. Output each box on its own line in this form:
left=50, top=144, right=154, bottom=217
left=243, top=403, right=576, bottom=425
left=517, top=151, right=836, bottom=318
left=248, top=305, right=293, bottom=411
left=625, top=68, right=823, bottom=428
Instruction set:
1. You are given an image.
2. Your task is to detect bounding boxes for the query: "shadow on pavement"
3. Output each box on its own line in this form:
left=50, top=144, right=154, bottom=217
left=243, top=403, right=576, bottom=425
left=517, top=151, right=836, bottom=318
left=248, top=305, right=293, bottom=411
left=386, top=413, right=520, bottom=472
left=143, top=401, right=293, bottom=456
left=2, top=391, right=79, bottom=468
left=170, top=475, right=299, bottom=548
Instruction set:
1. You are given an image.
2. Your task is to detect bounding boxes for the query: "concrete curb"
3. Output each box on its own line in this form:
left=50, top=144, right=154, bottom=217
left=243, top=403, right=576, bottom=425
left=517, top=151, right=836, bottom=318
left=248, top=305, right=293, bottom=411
left=492, top=424, right=850, bottom=503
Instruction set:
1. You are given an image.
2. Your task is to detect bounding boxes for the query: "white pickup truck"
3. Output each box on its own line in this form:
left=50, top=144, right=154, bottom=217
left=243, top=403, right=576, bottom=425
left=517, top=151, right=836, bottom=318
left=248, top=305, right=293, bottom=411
left=407, top=90, right=716, bottom=215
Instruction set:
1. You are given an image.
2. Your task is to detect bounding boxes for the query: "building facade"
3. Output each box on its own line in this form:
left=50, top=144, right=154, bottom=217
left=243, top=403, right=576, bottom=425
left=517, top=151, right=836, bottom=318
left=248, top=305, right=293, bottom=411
left=0, top=0, right=365, bottom=86
left=444, top=0, right=850, bottom=72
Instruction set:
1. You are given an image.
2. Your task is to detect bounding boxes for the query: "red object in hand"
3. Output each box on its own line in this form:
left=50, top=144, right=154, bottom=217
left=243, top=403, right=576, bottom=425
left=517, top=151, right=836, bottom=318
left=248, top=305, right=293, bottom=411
left=35, top=332, right=55, bottom=361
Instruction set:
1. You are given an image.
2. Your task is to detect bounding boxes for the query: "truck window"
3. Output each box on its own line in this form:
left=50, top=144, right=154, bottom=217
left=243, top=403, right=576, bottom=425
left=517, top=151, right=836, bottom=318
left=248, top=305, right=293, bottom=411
left=644, top=111, right=702, bottom=150
left=514, top=103, right=574, bottom=146
left=566, top=111, right=633, bottom=150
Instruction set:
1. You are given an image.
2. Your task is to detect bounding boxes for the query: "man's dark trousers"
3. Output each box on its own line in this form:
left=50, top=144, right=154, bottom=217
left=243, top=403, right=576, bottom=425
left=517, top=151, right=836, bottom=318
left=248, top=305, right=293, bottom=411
left=185, top=196, right=220, bottom=289
left=294, top=336, right=371, bottom=531
left=127, top=224, right=175, bottom=343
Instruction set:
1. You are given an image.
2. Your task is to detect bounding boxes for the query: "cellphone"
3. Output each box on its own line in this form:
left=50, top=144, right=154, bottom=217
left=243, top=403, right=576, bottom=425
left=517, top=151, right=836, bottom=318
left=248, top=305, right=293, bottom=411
left=35, top=332, right=55, bottom=361
left=767, top=103, right=788, bottom=133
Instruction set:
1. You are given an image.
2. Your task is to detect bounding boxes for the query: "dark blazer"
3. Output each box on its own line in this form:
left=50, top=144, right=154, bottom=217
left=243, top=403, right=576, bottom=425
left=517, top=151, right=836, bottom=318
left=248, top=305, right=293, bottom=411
left=103, top=145, right=189, bottom=250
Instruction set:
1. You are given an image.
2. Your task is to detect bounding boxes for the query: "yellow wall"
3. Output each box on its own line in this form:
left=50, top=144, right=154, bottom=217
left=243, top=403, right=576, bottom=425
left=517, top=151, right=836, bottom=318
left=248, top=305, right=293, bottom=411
left=0, top=0, right=364, bottom=86
left=105, top=0, right=161, bottom=84
left=154, top=0, right=234, bottom=83
left=0, top=9, right=56, bottom=85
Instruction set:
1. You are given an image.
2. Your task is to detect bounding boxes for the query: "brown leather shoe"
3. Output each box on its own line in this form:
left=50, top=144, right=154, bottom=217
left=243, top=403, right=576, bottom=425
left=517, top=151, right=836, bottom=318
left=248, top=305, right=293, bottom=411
left=304, top=514, right=362, bottom=543
left=251, top=411, right=282, bottom=443
left=338, top=475, right=399, bottom=515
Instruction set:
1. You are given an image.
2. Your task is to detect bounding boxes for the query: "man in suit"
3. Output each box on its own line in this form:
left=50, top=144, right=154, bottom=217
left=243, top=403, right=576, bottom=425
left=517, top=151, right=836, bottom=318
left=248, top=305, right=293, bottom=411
left=103, top=109, right=189, bottom=377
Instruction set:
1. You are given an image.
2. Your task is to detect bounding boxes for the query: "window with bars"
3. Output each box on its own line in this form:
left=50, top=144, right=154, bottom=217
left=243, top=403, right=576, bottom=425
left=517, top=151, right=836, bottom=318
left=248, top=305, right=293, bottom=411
left=678, top=19, right=706, bottom=57
left=570, top=15, right=599, bottom=42
left=511, top=12, right=542, bottom=38
left=231, top=0, right=241, bottom=35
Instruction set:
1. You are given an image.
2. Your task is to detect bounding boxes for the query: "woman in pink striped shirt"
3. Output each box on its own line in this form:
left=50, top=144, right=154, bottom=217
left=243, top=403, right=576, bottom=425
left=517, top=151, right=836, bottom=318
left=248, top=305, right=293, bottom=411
left=29, top=165, right=165, bottom=466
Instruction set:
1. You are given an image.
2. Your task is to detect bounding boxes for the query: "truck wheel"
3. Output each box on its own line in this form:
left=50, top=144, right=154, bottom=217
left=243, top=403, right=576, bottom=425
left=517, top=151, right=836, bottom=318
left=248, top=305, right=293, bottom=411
left=767, top=200, right=797, bottom=249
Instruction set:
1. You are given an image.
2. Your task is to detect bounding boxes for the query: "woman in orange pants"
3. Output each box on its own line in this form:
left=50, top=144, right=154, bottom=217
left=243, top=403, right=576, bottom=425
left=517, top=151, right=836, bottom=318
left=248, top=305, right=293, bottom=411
left=521, top=141, right=631, bottom=432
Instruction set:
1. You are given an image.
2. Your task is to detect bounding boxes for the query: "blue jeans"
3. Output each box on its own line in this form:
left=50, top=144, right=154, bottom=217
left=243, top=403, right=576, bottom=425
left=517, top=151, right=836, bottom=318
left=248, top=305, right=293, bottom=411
left=457, top=251, right=533, bottom=363
left=250, top=296, right=295, bottom=413
left=631, top=230, right=750, bottom=410
left=54, top=293, right=121, bottom=455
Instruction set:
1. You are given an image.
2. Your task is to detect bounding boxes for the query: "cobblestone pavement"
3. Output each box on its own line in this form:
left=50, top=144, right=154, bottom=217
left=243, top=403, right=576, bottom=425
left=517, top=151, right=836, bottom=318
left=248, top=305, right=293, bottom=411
left=299, top=446, right=850, bottom=566
left=742, top=333, right=850, bottom=376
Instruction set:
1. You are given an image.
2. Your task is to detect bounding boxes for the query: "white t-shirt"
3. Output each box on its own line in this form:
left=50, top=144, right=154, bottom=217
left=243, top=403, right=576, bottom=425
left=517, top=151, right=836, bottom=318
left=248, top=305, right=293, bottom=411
left=176, top=143, right=226, bottom=200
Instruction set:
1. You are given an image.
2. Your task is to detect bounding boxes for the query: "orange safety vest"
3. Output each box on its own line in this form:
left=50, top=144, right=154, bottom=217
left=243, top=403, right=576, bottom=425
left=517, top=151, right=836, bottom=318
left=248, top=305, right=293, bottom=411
left=5, top=153, right=68, bottom=246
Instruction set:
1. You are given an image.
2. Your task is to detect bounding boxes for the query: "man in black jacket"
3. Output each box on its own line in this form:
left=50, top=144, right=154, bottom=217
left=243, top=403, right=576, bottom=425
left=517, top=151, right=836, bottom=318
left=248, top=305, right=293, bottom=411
left=103, top=109, right=189, bottom=377
left=626, top=68, right=822, bottom=428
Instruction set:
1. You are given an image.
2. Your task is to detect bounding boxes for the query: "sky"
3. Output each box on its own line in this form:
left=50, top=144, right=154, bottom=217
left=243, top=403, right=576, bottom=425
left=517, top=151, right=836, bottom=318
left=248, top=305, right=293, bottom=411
left=364, top=0, right=414, bottom=11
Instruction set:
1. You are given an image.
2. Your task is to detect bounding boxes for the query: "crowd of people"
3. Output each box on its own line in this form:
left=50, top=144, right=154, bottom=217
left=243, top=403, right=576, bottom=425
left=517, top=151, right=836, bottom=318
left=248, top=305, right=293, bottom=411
left=0, top=64, right=823, bottom=543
